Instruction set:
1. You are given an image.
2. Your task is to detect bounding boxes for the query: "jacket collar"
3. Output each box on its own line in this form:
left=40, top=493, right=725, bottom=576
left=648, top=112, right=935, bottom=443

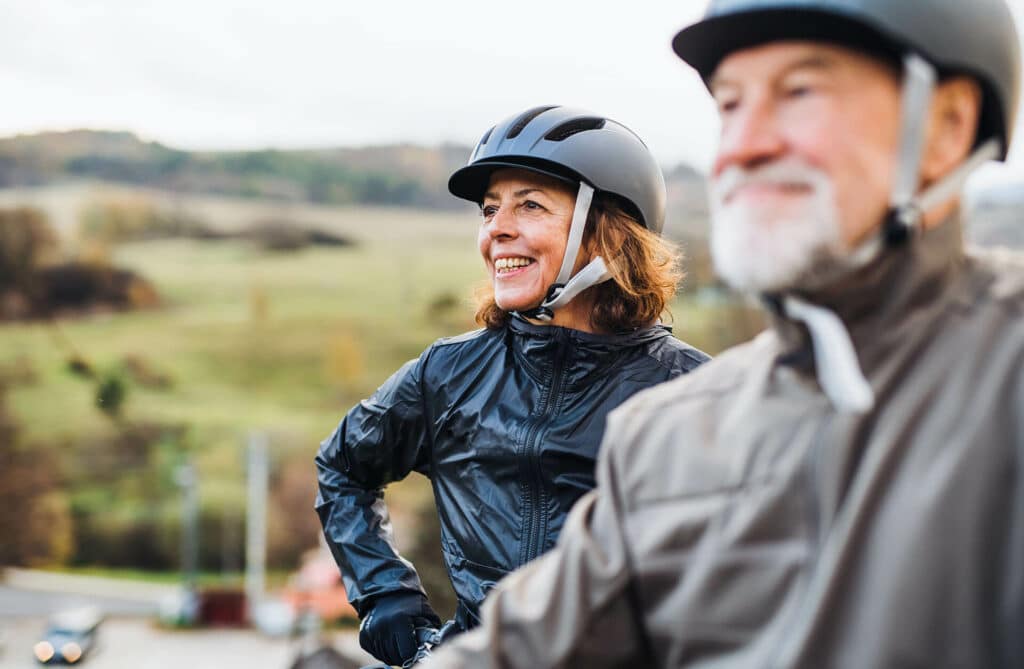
left=767, top=211, right=966, bottom=373
left=508, top=314, right=673, bottom=346
left=507, top=315, right=673, bottom=387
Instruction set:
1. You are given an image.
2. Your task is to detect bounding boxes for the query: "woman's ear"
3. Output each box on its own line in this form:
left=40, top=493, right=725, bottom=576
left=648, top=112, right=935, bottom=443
left=920, top=76, right=983, bottom=186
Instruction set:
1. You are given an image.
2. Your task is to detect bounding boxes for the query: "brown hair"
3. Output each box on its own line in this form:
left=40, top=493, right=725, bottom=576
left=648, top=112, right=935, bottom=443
left=474, top=193, right=684, bottom=332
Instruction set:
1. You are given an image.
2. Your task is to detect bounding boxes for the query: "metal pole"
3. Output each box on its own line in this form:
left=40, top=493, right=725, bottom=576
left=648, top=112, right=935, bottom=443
left=246, top=432, right=269, bottom=613
left=175, top=461, right=200, bottom=591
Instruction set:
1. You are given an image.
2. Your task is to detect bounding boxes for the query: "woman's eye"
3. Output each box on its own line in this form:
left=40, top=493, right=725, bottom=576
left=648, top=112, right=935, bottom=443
left=523, top=200, right=543, bottom=211
left=481, top=205, right=498, bottom=219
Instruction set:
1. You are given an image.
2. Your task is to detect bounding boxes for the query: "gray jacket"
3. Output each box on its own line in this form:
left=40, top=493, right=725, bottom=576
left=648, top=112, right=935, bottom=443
left=425, top=215, right=1024, bottom=668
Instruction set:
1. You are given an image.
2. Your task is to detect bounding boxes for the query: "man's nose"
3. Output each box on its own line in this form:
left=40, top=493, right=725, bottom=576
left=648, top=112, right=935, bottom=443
left=713, top=96, right=786, bottom=176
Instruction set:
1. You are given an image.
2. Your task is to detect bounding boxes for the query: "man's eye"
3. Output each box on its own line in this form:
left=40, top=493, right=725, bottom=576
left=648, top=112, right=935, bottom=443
left=716, top=93, right=741, bottom=113
left=716, top=98, right=739, bottom=114
left=784, top=84, right=814, bottom=99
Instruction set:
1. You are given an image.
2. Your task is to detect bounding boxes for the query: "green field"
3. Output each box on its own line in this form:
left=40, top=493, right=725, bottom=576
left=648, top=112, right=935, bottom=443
left=3, top=185, right=482, bottom=442
left=0, top=183, right=757, bottom=577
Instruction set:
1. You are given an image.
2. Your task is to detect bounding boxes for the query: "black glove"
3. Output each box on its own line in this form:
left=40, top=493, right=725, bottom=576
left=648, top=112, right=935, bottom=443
left=359, top=592, right=441, bottom=666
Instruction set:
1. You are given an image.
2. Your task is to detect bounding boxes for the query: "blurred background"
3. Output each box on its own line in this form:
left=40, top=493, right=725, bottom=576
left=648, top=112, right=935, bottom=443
left=1, top=1, right=1023, bottom=667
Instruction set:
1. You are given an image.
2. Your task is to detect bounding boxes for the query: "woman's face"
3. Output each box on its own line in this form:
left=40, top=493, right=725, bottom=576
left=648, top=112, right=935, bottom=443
left=478, top=168, right=578, bottom=313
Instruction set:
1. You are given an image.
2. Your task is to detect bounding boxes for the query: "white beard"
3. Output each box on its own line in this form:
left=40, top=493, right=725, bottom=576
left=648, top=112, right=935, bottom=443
left=709, top=159, right=847, bottom=294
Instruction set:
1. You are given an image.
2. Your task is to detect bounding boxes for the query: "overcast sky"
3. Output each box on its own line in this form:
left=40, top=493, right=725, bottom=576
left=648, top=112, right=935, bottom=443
left=3, top=0, right=1024, bottom=181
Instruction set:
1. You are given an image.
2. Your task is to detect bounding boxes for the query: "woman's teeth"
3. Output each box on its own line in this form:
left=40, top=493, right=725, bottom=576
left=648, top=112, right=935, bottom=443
left=495, top=257, right=533, bottom=274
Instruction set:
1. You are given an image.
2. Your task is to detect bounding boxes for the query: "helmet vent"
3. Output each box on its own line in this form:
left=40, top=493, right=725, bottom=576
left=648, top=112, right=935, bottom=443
left=480, top=125, right=495, bottom=146
left=505, top=105, right=558, bottom=140
left=544, top=117, right=606, bottom=142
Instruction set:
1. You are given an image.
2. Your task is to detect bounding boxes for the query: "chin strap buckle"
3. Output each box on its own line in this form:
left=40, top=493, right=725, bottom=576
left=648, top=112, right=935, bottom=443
left=518, top=306, right=554, bottom=322
left=883, top=203, right=921, bottom=246
left=544, top=283, right=565, bottom=303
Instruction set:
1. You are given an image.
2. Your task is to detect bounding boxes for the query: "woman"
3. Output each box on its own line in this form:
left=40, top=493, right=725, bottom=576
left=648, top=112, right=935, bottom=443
left=315, top=105, right=708, bottom=667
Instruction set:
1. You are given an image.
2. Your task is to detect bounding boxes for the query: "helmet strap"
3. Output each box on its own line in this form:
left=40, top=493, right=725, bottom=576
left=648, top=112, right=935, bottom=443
left=884, top=52, right=937, bottom=243
left=782, top=294, right=875, bottom=413
left=882, top=52, right=1001, bottom=245
left=554, top=181, right=595, bottom=286
left=518, top=181, right=614, bottom=322
left=781, top=53, right=1000, bottom=414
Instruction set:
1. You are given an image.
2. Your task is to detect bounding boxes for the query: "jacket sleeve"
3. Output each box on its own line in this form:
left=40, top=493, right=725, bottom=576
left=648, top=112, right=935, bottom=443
left=422, top=419, right=648, bottom=669
left=314, top=354, right=434, bottom=617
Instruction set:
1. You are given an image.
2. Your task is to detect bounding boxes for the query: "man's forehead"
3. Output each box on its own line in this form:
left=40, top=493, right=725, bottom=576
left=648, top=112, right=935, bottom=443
left=711, top=40, right=870, bottom=86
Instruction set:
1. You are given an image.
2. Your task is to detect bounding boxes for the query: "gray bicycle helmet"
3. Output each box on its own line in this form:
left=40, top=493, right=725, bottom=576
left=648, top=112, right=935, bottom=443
left=449, top=105, right=667, bottom=321
left=673, top=0, right=1021, bottom=243
left=672, top=0, right=1020, bottom=159
left=671, top=0, right=1021, bottom=414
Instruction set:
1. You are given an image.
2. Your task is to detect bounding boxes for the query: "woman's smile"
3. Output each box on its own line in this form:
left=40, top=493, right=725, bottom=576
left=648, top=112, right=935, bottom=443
left=494, top=256, right=536, bottom=277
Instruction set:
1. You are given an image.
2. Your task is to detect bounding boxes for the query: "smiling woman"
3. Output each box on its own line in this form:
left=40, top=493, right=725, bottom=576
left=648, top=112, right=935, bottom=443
left=475, top=169, right=682, bottom=332
left=315, top=105, right=709, bottom=667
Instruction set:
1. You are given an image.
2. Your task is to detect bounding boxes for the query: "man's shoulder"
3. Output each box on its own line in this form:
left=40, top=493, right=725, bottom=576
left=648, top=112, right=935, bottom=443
left=598, top=333, right=776, bottom=505
left=967, top=246, right=1024, bottom=313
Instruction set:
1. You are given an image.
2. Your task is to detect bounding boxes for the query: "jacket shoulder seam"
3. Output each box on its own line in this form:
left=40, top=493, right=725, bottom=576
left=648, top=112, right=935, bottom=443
left=432, top=327, right=494, bottom=347
left=966, top=247, right=1024, bottom=314
left=640, top=339, right=711, bottom=375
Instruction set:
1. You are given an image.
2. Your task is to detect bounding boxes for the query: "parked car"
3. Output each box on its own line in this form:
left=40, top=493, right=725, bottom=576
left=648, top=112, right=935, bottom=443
left=33, top=607, right=102, bottom=665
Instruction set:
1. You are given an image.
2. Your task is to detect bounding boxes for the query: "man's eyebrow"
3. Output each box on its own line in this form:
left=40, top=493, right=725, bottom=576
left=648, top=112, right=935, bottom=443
left=709, top=71, right=738, bottom=92
left=783, top=54, right=837, bottom=74
left=709, top=53, right=838, bottom=91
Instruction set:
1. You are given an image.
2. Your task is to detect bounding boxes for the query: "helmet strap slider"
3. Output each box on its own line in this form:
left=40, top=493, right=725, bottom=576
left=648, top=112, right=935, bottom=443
left=544, top=283, right=566, bottom=304
left=521, top=306, right=554, bottom=322
left=883, top=203, right=922, bottom=246
left=883, top=53, right=1000, bottom=248
left=885, top=52, right=937, bottom=245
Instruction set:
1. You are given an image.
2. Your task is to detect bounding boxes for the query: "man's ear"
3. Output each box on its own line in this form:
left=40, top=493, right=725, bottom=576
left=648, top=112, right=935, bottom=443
left=920, top=76, right=983, bottom=186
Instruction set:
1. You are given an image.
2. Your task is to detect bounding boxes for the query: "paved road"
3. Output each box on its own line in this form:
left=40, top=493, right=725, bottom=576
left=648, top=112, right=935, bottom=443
left=0, top=571, right=374, bottom=669
left=0, top=616, right=372, bottom=669
left=0, top=585, right=158, bottom=618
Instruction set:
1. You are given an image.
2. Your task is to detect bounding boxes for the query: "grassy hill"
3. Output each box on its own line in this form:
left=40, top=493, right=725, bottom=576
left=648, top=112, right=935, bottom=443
left=0, top=129, right=712, bottom=237
left=0, top=130, right=473, bottom=209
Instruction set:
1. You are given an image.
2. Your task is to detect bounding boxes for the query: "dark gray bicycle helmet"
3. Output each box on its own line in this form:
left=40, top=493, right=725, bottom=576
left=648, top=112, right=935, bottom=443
left=449, top=105, right=665, bottom=234
left=448, top=105, right=667, bottom=321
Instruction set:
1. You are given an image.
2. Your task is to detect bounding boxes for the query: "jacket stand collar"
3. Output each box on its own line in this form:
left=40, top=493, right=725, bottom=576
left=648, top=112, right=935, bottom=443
left=766, top=211, right=966, bottom=405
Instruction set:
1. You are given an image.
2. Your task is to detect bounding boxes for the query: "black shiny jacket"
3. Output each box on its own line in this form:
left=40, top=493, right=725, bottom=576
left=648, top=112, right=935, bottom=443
left=315, top=317, right=708, bottom=628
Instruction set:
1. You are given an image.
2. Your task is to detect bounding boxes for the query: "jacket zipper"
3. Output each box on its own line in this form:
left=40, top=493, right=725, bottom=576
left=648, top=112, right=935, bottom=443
left=519, top=332, right=568, bottom=565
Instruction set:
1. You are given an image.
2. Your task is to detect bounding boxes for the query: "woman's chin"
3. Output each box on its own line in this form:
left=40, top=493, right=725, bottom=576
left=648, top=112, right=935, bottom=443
left=494, top=293, right=543, bottom=314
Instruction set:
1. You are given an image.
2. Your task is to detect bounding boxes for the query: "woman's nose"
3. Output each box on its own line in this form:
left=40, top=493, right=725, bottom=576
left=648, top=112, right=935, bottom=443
left=486, top=205, right=517, bottom=239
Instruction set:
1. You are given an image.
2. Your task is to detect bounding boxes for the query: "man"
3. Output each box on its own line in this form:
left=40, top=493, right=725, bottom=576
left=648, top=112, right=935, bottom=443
left=423, top=0, right=1024, bottom=667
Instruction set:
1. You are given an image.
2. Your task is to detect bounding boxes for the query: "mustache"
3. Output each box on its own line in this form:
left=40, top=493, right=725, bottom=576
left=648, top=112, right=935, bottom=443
left=711, top=160, right=831, bottom=205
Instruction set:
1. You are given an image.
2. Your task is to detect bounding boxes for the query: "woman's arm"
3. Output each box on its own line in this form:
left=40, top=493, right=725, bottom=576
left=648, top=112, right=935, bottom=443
left=315, top=355, right=434, bottom=616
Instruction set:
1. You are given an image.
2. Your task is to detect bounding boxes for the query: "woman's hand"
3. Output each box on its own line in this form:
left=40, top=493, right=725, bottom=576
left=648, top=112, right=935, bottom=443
left=359, top=591, right=442, bottom=666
